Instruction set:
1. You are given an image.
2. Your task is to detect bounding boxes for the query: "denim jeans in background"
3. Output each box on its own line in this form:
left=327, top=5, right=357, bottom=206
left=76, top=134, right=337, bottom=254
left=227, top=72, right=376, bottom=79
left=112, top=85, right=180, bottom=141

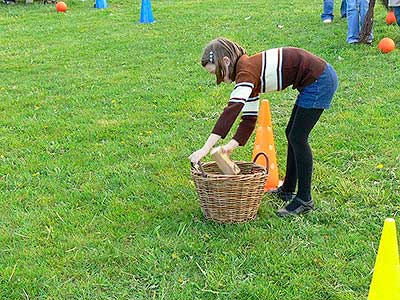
left=394, top=6, right=400, bottom=26
left=321, top=0, right=347, bottom=21
left=346, top=0, right=372, bottom=43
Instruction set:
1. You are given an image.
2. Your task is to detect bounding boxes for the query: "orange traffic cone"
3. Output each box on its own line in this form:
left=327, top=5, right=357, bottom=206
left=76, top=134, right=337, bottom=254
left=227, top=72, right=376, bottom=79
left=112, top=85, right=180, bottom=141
left=252, top=99, right=280, bottom=192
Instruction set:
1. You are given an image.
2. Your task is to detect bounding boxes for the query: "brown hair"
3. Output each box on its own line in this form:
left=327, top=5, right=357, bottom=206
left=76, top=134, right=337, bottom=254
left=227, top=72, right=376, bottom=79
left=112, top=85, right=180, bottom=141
left=201, top=38, right=246, bottom=84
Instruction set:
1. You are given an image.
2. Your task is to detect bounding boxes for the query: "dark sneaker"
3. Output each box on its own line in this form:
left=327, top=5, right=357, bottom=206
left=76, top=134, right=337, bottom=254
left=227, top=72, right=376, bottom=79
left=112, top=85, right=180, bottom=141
left=269, top=186, right=296, bottom=202
left=276, top=196, right=314, bottom=217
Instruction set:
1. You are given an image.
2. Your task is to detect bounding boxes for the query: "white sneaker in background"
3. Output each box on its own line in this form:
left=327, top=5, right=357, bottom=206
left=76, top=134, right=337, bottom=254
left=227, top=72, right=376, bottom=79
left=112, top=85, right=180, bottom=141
left=323, top=19, right=333, bottom=24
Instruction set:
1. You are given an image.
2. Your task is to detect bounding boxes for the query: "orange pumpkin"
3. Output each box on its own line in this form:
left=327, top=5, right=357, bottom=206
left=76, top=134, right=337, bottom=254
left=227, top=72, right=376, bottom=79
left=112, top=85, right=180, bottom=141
left=378, top=38, right=396, bottom=53
left=386, top=11, right=397, bottom=25
left=56, top=1, right=67, bottom=13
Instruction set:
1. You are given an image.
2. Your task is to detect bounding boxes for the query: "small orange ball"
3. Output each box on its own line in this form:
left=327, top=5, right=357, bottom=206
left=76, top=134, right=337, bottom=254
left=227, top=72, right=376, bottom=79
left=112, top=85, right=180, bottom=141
left=56, top=1, right=67, bottom=13
left=378, top=37, right=396, bottom=53
left=386, top=11, right=397, bottom=25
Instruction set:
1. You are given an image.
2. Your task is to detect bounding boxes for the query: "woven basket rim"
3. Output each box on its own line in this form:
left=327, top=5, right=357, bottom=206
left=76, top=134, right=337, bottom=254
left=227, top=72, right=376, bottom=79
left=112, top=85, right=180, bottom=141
left=191, top=160, right=267, bottom=178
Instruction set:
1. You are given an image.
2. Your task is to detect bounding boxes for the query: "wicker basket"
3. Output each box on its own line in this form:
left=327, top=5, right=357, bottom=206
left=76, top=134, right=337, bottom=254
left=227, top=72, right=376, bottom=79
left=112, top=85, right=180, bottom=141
left=191, top=153, right=269, bottom=224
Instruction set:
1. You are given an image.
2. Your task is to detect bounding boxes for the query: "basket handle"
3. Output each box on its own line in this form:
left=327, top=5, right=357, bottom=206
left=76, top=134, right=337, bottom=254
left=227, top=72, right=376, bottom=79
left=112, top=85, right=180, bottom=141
left=191, top=161, right=207, bottom=178
left=253, top=152, right=269, bottom=174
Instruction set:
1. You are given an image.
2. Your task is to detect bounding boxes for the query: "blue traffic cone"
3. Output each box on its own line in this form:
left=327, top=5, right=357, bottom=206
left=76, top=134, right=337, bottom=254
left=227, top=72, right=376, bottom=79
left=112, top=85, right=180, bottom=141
left=95, top=0, right=107, bottom=9
left=140, top=0, right=154, bottom=23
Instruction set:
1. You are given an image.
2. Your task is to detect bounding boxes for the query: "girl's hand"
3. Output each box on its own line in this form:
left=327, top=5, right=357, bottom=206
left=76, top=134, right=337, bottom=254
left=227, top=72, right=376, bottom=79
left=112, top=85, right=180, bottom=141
left=221, top=139, right=239, bottom=154
left=189, top=148, right=209, bottom=164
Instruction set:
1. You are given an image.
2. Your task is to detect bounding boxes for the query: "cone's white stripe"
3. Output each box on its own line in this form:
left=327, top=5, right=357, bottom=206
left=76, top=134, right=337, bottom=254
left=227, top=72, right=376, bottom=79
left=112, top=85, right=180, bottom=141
left=230, top=86, right=252, bottom=102
left=234, top=82, right=254, bottom=89
left=242, top=99, right=260, bottom=114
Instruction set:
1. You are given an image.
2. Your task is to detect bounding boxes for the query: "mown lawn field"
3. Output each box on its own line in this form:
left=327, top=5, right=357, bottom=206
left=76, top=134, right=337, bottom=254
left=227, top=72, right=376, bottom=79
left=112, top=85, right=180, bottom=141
left=1, top=0, right=400, bottom=299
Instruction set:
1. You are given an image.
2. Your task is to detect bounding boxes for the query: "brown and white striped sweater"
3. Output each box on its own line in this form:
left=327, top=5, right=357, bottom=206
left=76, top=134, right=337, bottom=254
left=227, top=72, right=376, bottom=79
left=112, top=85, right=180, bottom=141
left=212, top=47, right=327, bottom=146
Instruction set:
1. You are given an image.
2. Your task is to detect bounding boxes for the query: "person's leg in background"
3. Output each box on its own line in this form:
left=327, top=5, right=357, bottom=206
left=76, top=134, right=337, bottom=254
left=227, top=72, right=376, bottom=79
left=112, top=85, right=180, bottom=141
left=393, top=6, right=400, bottom=26
left=347, top=0, right=361, bottom=43
left=322, top=0, right=335, bottom=22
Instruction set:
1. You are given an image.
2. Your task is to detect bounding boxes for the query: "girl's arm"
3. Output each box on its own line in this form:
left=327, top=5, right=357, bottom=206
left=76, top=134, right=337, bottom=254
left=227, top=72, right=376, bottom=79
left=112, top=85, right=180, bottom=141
left=189, top=82, right=254, bottom=163
left=221, top=139, right=239, bottom=154
left=202, top=133, right=221, bottom=153
left=189, top=133, right=221, bottom=163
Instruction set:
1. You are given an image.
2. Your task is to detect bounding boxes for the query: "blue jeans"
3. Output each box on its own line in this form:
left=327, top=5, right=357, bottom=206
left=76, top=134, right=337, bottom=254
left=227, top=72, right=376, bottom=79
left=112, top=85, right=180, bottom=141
left=346, top=0, right=372, bottom=43
left=322, top=0, right=347, bottom=20
left=394, top=6, right=400, bottom=26
left=296, top=64, right=338, bottom=109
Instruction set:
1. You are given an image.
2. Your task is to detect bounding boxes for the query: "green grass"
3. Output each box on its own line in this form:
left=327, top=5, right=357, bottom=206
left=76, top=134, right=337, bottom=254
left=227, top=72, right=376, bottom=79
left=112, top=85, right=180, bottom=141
left=1, top=0, right=400, bottom=299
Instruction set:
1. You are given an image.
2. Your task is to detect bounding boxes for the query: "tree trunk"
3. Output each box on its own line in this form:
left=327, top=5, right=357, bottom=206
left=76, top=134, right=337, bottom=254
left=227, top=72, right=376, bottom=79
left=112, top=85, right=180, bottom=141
left=360, top=0, right=376, bottom=43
